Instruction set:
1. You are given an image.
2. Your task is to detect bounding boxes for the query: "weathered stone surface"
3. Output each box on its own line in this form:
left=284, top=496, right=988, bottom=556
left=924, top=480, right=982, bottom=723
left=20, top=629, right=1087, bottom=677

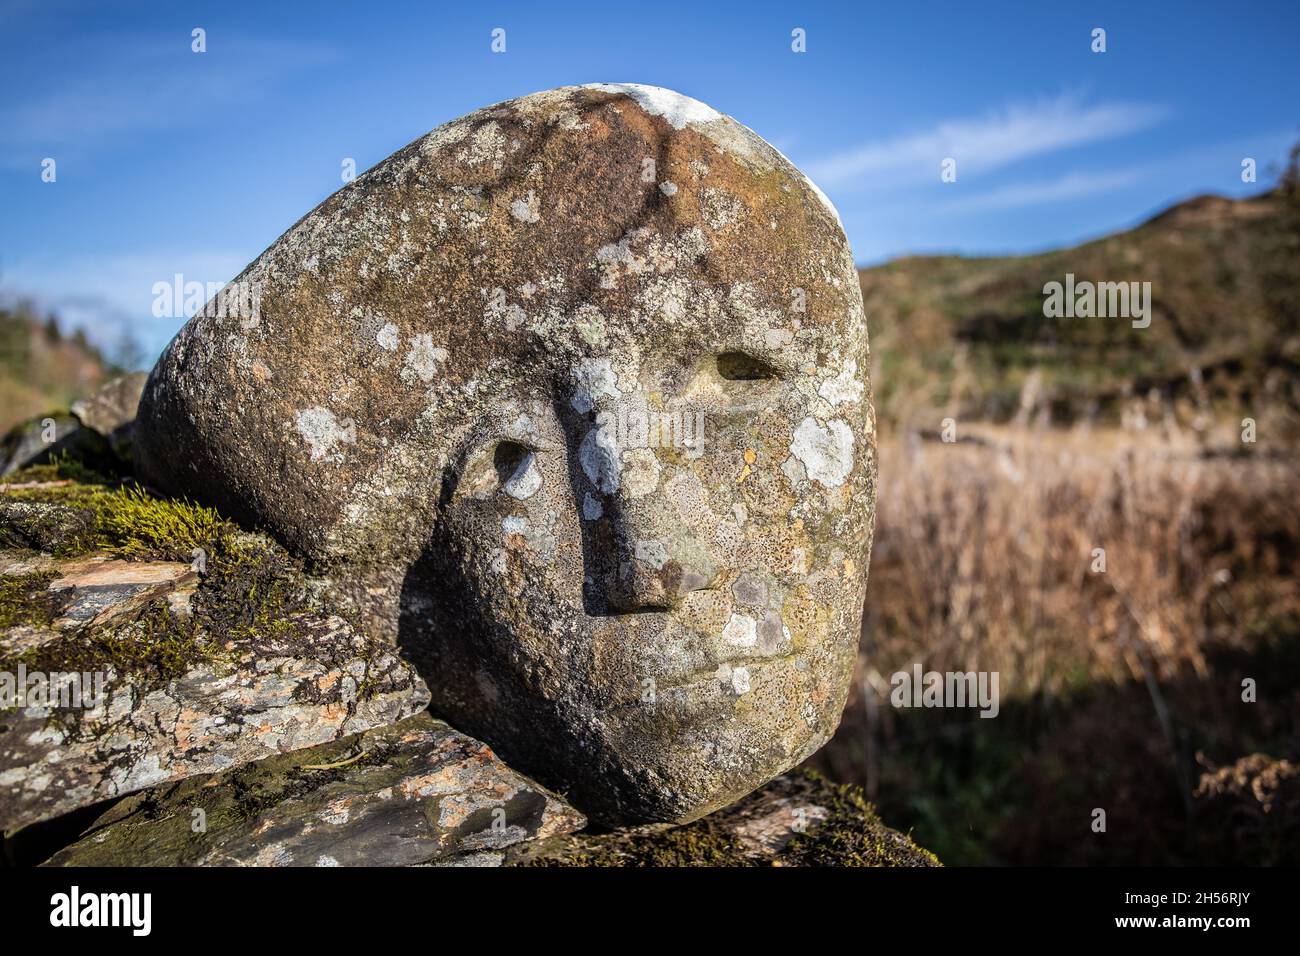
left=70, top=372, right=148, bottom=459
left=1, top=554, right=430, bottom=832
left=0, top=551, right=54, bottom=577
left=135, top=84, right=876, bottom=825
left=45, top=556, right=198, bottom=629
left=0, top=500, right=96, bottom=553
left=513, top=771, right=938, bottom=867
left=44, top=712, right=584, bottom=867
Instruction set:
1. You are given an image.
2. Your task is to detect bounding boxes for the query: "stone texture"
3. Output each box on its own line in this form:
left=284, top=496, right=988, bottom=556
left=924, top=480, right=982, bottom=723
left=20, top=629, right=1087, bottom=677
left=45, top=557, right=198, bottom=629
left=1, top=554, right=430, bottom=832
left=0, top=501, right=96, bottom=553
left=43, top=712, right=584, bottom=867
left=134, top=84, right=876, bottom=825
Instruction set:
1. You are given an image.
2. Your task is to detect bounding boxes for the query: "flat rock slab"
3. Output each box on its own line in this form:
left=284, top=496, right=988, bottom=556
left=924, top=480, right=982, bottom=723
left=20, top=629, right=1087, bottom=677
left=47, top=557, right=198, bottom=629
left=511, top=771, right=940, bottom=867
left=44, top=712, right=584, bottom=866
left=2, top=553, right=430, bottom=832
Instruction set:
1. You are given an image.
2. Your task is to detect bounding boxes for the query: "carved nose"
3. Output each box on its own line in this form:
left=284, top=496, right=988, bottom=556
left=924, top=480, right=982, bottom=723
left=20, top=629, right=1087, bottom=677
left=577, top=412, right=714, bottom=614
left=606, top=543, right=682, bottom=612
left=599, top=494, right=718, bottom=613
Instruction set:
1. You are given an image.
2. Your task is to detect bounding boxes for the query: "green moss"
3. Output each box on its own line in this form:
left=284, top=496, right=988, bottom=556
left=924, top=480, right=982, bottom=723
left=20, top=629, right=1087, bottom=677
left=2, top=470, right=313, bottom=669
left=0, top=472, right=305, bottom=702
left=780, top=770, right=941, bottom=867
left=0, top=462, right=64, bottom=485
left=0, top=501, right=98, bottom=555
left=195, top=536, right=307, bottom=646
left=0, top=441, right=120, bottom=486
left=1, top=599, right=212, bottom=690
left=0, top=450, right=117, bottom=486
left=47, top=452, right=114, bottom=486
left=96, top=603, right=209, bottom=681
left=94, top=484, right=229, bottom=561
left=0, top=479, right=106, bottom=511
left=531, top=820, right=755, bottom=867
left=0, top=569, right=60, bottom=628
left=1, top=541, right=311, bottom=707
left=525, top=771, right=940, bottom=867
left=1, top=478, right=232, bottom=561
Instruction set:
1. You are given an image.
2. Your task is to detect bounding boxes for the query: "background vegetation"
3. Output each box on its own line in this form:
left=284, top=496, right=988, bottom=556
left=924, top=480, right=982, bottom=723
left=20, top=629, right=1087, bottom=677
left=812, top=174, right=1300, bottom=864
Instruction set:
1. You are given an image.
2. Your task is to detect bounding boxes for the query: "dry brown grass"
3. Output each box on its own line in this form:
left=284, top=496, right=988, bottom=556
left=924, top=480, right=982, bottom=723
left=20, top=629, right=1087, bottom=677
left=813, top=426, right=1300, bottom=864
left=861, top=427, right=1298, bottom=693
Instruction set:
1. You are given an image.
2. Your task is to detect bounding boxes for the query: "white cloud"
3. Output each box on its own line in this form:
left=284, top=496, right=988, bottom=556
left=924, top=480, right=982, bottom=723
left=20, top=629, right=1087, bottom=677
left=930, top=125, right=1298, bottom=217
left=942, top=168, right=1144, bottom=213
left=803, top=94, right=1166, bottom=190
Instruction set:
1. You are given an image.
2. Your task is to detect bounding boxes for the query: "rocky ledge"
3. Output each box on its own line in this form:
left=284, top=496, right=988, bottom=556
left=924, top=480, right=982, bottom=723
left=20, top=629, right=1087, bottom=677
left=44, top=712, right=584, bottom=867
left=0, top=535, right=429, bottom=833
left=515, top=770, right=938, bottom=867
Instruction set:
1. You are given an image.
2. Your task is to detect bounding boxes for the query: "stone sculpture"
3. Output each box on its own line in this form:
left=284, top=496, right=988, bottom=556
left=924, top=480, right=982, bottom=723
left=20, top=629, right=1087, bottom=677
left=135, top=84, right=877, bottom=824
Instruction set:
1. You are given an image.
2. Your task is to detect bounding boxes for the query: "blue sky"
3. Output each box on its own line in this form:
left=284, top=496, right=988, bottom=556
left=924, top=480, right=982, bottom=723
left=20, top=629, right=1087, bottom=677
left=2, top=0, right=1297, bottom=360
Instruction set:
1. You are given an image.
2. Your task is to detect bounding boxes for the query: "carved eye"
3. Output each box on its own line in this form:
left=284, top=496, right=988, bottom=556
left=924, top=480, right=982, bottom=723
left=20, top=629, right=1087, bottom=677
left=461, top=440, right=538, bottom=500
left=493, top=441, right=532, bottom=484
left=716, top=351, right=781, bottom=382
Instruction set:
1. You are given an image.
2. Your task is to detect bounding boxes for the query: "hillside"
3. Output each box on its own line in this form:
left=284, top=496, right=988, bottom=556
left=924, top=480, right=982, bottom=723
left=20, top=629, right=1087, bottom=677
left=861, top=188, right=1300, bottom=437
left=0, top=303, right=111, bottom=435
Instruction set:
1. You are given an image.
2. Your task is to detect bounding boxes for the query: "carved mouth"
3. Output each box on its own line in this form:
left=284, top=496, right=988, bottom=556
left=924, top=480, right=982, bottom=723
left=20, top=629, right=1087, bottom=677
left=602, top=654, right=799, bottom=716
left=653, top=653, right=797, bottom=690
left=585, top=582, right=724, bottom=618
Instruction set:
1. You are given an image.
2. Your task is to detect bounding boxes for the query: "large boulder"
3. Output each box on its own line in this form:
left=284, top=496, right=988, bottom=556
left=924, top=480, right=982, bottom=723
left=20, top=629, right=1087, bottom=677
left=135, top=84, right=876, bottom=825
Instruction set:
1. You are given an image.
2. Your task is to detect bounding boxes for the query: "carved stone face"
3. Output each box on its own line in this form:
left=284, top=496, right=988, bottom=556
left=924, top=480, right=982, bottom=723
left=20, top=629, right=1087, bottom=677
left=136, top=84, right=876, bottom=824
left=403, top=296, right=872, bottom=822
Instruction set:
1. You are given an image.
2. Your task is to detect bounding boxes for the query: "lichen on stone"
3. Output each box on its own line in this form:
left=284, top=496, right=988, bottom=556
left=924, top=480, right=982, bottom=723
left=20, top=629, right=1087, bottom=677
left=127, top=82, right=877, bottom=828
